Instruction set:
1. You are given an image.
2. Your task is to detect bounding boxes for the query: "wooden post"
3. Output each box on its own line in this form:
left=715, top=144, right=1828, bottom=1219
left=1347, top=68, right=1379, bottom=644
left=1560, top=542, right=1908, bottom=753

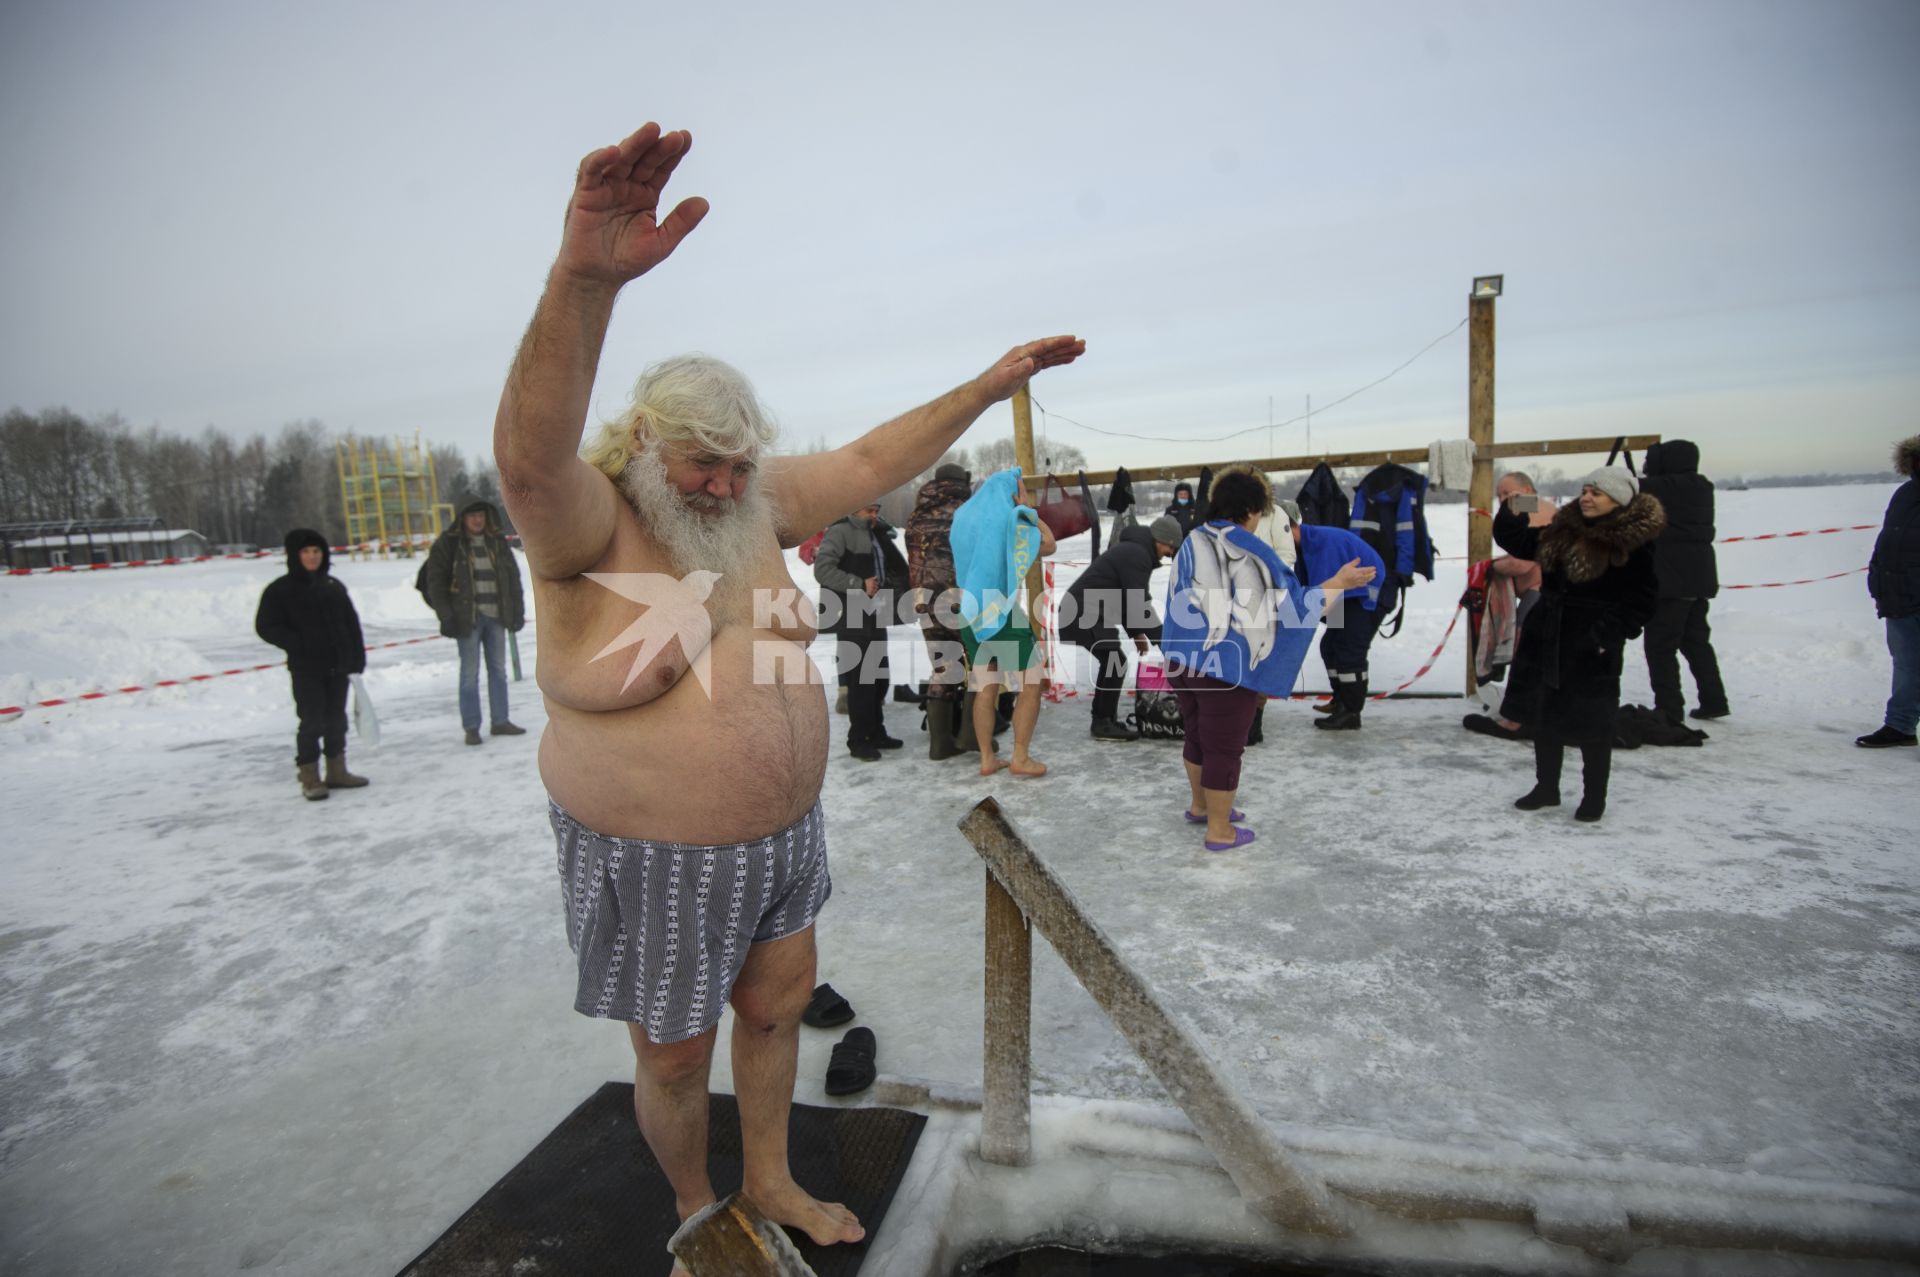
left=1465, top=290, right=1497, bottom=695
left=981, top=870, right=1033, bottom=1166
left=1010, top=383, right=1048, bottom=680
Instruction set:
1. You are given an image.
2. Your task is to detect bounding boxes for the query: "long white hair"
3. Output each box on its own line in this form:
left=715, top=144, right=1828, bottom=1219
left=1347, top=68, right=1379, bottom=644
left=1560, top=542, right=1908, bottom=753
left=582, top=354, right=779, bottom=479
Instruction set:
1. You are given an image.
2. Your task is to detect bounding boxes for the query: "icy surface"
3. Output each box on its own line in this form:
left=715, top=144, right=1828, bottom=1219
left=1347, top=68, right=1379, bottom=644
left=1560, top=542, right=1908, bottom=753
left=0, top=485, right=1915, bottom=1274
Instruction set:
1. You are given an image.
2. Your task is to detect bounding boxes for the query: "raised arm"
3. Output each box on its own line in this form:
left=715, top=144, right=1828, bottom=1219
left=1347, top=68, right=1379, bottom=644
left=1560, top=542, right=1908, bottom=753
left=759, top=336, right=1085, bottom=547
left=493, top=124, right=710, bottom=579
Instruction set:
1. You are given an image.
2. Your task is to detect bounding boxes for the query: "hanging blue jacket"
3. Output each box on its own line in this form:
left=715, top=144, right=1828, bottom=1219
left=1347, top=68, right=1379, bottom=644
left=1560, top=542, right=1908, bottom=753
left=1297, top=524, right=1386, bottom=609
left=1350, top=462, right=1434, bottom=584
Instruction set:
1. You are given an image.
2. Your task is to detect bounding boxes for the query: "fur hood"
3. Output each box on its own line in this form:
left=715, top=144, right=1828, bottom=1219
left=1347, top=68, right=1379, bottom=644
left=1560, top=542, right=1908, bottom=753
left=1895, top=434, right=1919, bottom=479
left=1537, top=493, right=1666, bottom=584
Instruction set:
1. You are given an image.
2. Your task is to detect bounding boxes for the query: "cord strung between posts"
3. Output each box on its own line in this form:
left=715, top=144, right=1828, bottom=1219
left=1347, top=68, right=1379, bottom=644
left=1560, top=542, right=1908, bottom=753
left=1033, top=317, right=1468, bottom=445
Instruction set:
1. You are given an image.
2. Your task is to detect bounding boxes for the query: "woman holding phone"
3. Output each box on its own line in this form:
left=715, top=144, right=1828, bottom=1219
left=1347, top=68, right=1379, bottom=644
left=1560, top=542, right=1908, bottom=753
left=1492, top=467, right=1663, bottom=822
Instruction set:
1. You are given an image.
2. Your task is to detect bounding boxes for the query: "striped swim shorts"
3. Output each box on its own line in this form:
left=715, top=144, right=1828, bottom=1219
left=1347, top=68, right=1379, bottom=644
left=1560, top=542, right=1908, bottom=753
left=549, top=798, right=832, bottom=1044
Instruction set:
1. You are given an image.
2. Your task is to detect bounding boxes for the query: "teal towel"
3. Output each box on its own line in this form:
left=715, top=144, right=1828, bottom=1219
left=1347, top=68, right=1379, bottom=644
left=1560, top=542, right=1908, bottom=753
left=952, top=468, right=1041, bottom=642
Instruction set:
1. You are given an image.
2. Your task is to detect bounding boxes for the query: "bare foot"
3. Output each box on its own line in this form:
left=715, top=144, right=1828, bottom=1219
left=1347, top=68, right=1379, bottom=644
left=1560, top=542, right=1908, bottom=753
left=1008, top=757, right=1048, bottom=778
left=979, top=754, right=1006, bottom=777
left=745, top=1178, right=866, bottom=1246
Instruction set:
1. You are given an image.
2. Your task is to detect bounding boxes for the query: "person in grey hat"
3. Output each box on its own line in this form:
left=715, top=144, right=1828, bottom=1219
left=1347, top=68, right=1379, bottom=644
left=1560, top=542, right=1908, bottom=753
left=1058, top=514, right=1184, bottom=740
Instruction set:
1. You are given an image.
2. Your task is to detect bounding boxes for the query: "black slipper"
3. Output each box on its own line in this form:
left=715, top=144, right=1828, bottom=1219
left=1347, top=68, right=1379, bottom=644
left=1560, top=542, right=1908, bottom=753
left=825, top=1027, right=877, bottom=1097
left=801, top=983, right=855, bottom=1029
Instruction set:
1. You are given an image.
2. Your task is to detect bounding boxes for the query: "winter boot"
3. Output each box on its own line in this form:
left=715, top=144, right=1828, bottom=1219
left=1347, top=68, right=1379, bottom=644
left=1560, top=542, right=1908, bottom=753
left=324, top=754, right=370, bottom=789
left=1856, top=725, right=1917, bottom=748
left=1517, top=737, right=1563, bottom=809
left=1091, top=716, right=1139, bottom=742
left=1315, top=678, right=1364, bottom=731
left=1574, top=743, right=1610, bottom=822
left=927, top=698, right=959, bottom=760
left=297, top=762, right=329, bottom=801
left=1514, top=785, right=1561, bottom=810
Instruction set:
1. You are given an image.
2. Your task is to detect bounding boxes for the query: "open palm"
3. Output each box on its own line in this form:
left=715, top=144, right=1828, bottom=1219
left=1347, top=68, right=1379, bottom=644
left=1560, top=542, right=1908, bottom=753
left=557, top=123, right=710, bottom=285
left=977, top=335, right=1087, bottom=404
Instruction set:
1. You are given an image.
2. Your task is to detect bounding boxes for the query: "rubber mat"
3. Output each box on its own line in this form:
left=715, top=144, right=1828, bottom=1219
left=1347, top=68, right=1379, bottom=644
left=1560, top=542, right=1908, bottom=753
left=399, top=1084, right=927, bottom=1276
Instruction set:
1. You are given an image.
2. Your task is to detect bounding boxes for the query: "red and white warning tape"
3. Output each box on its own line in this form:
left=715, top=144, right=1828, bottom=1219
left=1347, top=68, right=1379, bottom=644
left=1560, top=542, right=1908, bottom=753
left=1723, top=566, right=1869, bottom=590
left=1717, top=524, right=1877, bottom=544
left=5, top=541, right=438, bottom=577
left=0, top=634, right=446, bottom=719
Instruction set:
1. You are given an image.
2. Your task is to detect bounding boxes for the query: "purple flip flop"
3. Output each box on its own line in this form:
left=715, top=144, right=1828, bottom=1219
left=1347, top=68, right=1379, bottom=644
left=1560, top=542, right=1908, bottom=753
left=1183, top=808, right=1246, bottom=825
left=1204, top=826, right=1258, bottom=853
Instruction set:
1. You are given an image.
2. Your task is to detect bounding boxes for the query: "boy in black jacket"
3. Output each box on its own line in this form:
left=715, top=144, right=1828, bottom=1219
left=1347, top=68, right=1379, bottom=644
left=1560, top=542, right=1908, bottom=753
left=255, top=529, right=371, bottom=799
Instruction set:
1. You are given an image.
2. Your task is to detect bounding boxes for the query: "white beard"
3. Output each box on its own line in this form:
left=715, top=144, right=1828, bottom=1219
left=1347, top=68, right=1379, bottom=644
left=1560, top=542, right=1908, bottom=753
left=619, top=444, right=772, bottom=583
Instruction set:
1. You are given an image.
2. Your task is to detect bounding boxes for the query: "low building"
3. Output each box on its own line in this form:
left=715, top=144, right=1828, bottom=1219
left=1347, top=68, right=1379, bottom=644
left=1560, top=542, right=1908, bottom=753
left=4, top=524, right=212, bottom=570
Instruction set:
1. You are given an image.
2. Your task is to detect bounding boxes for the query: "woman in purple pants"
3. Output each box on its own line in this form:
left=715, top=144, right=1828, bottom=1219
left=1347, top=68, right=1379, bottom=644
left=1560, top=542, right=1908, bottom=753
left=1161, top=468, right=1374, bottom=851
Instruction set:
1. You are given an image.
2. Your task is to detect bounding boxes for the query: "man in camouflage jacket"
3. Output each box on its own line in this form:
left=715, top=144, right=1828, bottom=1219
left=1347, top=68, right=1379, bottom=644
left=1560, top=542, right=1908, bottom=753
left=905, top=464, right=973, bottom=705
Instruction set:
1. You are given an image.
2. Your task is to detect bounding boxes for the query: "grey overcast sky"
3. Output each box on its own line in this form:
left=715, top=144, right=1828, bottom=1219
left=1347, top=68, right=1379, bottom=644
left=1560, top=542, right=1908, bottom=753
left=2, top=0, right=1916, bottom=479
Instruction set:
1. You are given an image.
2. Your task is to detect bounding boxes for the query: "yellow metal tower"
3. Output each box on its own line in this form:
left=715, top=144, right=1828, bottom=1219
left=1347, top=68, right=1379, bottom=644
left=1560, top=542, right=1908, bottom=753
left=335, top=433, right=455, bottom=558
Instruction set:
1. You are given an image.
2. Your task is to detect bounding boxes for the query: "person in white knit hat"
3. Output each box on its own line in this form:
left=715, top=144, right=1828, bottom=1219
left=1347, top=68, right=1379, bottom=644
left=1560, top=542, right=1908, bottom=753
left=1490, top=466, right=1665, bottom=822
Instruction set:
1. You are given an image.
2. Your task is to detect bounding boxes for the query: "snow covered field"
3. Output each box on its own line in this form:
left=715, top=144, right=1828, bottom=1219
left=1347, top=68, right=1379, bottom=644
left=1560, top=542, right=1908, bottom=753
left=1, top=483, right=1914, bottom=1274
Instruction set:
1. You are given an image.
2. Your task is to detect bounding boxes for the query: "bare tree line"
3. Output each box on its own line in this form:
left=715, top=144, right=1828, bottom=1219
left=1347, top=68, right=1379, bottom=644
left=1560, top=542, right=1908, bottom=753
left=0, top=407, right=505, bottom=547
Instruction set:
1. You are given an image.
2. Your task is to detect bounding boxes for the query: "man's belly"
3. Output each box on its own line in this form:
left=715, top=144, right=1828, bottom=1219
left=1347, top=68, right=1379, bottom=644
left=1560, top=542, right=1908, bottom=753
left=538, top=630, right=829, bottom=844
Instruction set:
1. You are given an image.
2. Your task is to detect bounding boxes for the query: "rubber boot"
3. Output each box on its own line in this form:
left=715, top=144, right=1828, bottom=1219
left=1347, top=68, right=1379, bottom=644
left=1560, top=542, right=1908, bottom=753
left=957, top=690, right=981, bottom=753
left=298, top=762, right=329, bottom=801
left=324, top=753, right=370, bottom=789
left=1315, top=677, right=1364, bottom=731
left=927, top=698, right=959, bottom=760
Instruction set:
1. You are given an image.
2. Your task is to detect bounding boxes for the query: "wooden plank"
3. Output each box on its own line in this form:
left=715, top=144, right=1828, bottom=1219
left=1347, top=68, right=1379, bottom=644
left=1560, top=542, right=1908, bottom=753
left=981, top=871, right=1033, bottom=1167
left=1030, top=435, right=1662, bottom=489
left=958, top=799, right=1351, bottom=1235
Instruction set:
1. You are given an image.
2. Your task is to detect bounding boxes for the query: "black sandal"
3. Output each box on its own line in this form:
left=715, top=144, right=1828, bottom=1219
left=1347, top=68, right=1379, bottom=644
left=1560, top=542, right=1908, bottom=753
left=801, top=983, right=855, bottom=1029
left=825, top=1027, right=877, bottom=1096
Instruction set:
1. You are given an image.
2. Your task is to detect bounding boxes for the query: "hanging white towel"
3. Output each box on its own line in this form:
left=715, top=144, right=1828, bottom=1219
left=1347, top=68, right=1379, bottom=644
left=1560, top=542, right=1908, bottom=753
left=1427, top=438, right=1477, bottom=490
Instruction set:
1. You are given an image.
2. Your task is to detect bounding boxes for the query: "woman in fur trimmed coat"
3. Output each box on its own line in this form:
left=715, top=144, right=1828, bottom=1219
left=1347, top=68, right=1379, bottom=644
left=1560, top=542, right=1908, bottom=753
left=1492, top=467, right=1664, bottom=822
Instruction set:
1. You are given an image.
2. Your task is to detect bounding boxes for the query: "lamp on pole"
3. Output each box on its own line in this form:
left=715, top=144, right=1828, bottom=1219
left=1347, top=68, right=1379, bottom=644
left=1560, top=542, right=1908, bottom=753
left=1466, top=274, right=1501, bottom=695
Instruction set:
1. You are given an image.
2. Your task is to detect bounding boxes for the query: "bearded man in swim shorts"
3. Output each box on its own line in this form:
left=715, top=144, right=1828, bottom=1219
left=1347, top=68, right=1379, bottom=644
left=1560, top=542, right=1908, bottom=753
left=492, top=121, right=1083, bottom=1256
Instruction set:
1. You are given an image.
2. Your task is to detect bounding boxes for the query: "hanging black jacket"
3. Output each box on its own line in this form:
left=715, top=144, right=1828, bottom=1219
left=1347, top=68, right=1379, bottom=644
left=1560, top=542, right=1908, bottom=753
left=255, top=530, right=368, bottom=675
left=1294, top=462, right=1350, bottom=528
left=1640, top=440, right=1718, bottom=599
left=1107, top=467, right=1135, bottom=514
left=1868, top=475, right=1920, bottom=621
left=1061, top=525, right=1163, bottom=646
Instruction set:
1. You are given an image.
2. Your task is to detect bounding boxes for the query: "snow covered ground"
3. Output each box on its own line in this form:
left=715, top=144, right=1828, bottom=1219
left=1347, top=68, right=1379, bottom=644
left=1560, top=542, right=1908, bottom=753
left=1, top=483, right=1914, bottom=1274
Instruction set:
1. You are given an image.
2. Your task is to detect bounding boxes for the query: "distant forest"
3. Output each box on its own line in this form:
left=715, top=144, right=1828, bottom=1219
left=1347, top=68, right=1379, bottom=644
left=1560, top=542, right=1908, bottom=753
left=0, top=405, right=1896, bottom=548
left=0, top=407, right=506, bottom=549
